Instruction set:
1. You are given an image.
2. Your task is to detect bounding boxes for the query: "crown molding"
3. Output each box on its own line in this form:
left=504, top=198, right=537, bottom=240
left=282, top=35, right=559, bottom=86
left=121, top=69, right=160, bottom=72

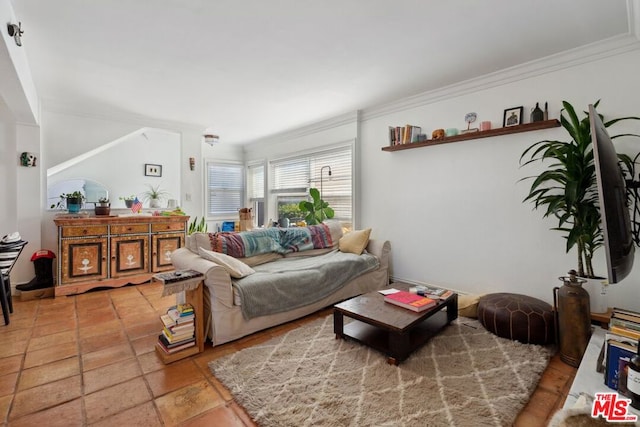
left=40, top=97, right=204, bottom=132
left=360, top=34, right=640, bottom=122
left=241, top=110, right=358, bottom=149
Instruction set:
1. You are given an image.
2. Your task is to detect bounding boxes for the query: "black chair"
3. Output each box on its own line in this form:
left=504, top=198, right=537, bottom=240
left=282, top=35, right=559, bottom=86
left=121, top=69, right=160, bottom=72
left=0, top=240, right=28, bottom=325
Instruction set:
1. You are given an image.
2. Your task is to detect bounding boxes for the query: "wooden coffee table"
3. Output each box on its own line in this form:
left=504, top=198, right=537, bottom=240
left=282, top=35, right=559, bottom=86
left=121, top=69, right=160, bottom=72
left=333, top=283, right=458, bottom=365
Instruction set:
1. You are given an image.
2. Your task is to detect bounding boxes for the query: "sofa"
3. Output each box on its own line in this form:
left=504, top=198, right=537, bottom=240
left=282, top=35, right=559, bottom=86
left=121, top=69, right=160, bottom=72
left=171, top=221, right=391, bottom=346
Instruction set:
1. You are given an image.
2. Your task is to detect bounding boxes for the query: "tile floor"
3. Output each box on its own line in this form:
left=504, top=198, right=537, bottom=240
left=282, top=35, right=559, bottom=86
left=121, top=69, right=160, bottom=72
left=0, top=282, right=575, bottom=426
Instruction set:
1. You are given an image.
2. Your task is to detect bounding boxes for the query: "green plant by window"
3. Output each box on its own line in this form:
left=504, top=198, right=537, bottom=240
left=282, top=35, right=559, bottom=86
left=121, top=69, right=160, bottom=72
left=298, top=188, right=334, bottom=225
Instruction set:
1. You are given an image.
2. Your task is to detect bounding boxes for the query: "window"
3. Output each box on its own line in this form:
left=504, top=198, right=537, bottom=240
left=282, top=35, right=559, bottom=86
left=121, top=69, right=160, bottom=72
left=206, top=162, right=244, bottom=216
left=247, top=163, right=265, bottom=226
left=270, top=144, right=352, bottom=228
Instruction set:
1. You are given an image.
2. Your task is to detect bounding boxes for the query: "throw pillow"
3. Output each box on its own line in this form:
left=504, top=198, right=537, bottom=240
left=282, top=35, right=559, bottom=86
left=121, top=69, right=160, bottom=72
left=338, top=228, right=372, bottom=255
left=198, top=247, right=255, bottom=278
left=458, top=293, right=482, bottom=318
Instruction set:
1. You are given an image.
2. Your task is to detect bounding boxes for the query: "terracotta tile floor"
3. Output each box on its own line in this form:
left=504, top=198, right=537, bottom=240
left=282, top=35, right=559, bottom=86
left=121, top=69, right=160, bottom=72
left=0, top=282, right=575, bottom=426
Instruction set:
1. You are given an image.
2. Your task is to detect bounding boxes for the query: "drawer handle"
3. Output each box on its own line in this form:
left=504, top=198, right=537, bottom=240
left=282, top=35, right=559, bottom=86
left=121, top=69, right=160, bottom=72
left=127, top=227, right=132, bottom=231
left=82, top=229, right=88, bottom=235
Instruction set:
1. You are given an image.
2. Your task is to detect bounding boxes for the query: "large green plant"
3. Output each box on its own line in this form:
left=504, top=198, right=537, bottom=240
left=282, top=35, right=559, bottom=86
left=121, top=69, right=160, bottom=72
left=520, top=100, right=639, bottom=278
left=298, top=188, right=334, bottom=225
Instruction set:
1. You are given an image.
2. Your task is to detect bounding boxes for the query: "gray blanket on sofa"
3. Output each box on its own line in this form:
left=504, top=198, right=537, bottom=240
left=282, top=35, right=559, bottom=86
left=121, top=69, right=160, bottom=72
left=232, top=249, right=379, bottom=320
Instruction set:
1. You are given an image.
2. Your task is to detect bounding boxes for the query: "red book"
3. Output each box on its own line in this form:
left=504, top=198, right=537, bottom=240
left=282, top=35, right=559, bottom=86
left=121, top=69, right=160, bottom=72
left=384, top=291, right=436, bottom=312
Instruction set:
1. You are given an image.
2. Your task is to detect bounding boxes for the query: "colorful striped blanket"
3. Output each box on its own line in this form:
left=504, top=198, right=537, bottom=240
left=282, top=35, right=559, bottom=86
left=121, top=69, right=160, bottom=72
left=207, top=224, right=334, bottom=258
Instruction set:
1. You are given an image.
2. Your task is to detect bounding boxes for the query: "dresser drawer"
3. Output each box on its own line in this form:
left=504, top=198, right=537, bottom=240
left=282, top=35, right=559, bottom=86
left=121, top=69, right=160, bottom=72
left=151, top=222, right=185, bottom=232
left=111, top=224, right=149, bottom=235
left=62, top=225, right=108, bottom=237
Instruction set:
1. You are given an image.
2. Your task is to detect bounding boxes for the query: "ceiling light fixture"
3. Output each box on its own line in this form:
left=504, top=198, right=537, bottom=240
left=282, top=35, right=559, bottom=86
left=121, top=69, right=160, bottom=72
left=203, top=133, right=219, bottom=146
left=7, top=22, right=23, bottom=47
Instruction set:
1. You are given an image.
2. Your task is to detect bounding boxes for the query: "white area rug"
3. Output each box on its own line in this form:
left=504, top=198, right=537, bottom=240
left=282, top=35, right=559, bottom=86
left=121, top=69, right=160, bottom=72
left=209, top=316, right=552, bottom=427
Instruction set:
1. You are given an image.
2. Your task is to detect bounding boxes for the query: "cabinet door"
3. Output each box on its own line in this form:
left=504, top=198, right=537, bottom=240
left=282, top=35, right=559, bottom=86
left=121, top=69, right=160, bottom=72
left=152, top=233, right=184, bottom=272
left=61, top=238, right=108, bottom=283
left=110, top=235, right=149, bottom=277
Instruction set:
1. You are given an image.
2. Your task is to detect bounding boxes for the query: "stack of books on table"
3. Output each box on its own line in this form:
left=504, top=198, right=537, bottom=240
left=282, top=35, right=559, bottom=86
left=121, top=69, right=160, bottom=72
left=157, top=303, right=196, bottom=354
left=383, top=290, right=436, bottom=312
left=408, top=285, right=454, bottom=300
left=603, top=307, right=640, bottom=396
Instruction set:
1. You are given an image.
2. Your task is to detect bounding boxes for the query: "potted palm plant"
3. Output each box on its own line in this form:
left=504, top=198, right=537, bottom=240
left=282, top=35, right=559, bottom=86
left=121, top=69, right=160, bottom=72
left=142, top=184, right=169, bottom=208
left=520, top=100, right=639, bottom=281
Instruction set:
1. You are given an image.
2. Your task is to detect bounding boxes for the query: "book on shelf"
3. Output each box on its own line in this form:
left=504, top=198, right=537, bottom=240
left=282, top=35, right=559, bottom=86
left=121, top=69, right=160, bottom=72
left=409, top=285, right=453, bottom=300
left=167, top=306, right=195, bottom=323
left=605, top=338, right=637, bottom=390
left=612, top=307, right=640, bottom=320
left=157, top=334, right=196, bottom=354
left=162, top=328, right=195, bottom=343
left=610, top=316, right=640, bottom=333
left=388, top=124, right=422, bottom=146
left=384, top=291, right=436, bottom=312
left=161, top=328, right=195, bottom=344
left=609, top=325, right=640, bottom=341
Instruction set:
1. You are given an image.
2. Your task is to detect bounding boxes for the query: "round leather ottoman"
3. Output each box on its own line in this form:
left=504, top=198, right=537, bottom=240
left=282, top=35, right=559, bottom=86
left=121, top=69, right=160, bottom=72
left=477, top=293, right=555, bottom=345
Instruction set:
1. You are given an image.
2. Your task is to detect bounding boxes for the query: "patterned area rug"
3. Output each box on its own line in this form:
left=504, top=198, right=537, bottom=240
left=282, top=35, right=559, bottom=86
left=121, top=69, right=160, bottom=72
left=209, top=316, right=552, bottom=427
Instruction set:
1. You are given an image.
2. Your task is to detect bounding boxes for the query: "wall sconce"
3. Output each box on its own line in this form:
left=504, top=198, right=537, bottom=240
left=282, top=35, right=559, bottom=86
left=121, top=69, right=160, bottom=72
left=203, top=134, right=219, bottom=146
left=20, top=152, right=37, bottom=167
left=7, top=22, right=23, bottom=47
left=189, top=157, right=195, bottom=171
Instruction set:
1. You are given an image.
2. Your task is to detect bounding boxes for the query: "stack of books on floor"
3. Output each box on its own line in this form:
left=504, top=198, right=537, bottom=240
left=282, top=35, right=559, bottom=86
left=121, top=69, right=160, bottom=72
left=603, top=307, right=640, bottom=397
left=157, top=303, right=196, bottom=354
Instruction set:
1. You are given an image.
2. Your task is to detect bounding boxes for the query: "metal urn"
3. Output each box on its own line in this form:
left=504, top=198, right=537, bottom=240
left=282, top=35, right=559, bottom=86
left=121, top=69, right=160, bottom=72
left=553, top=270, right=592, bottom=367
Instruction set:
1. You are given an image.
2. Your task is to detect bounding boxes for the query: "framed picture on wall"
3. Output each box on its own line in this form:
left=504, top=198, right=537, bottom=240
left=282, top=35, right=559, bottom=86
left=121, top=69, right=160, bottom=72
left=144, top=164, right=162, bottom=177
left=503, top=106, right=523, bottom=127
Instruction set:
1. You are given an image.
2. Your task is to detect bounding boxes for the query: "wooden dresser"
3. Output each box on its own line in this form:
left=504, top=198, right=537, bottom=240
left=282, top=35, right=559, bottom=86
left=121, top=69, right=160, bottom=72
left=53, top=215, right=189, bottom=296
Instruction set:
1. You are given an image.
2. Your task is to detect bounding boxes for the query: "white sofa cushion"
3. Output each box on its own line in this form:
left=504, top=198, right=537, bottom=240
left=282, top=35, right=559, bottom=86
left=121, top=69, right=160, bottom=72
left=198, top=247, right=255, bottom=278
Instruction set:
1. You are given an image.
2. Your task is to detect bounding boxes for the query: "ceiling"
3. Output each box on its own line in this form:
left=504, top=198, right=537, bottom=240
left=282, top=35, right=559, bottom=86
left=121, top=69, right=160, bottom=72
left=9, top=0, right=634, bottom=144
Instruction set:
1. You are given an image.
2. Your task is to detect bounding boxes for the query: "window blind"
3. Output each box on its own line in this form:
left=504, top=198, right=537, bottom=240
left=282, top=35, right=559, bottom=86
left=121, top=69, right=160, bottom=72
left=270, top=145, right=352, bottom=223
left=247, top=164, right=264, bottom=201
left=207, top=162, right=244, bottom=216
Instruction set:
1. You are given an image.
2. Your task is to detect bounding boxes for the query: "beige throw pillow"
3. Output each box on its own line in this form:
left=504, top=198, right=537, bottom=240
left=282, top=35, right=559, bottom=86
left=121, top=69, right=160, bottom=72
left=198, top=247, right=255, bottom=278
left=339, top=228, right=372, bottom=255
left=458, top=294, right=482, bottom=318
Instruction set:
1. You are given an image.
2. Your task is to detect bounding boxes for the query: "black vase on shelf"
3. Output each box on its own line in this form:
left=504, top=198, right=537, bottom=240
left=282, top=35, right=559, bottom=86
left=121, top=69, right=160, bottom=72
left=531, top=103, right=544, bottom=123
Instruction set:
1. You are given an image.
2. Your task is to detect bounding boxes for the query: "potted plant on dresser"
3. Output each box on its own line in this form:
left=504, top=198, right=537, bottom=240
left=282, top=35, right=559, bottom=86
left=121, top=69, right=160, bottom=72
left=51, top=191, right=85, bottom=213
left=519, top=100, right=640, bottom=309
left=94, top=197, right=111, bottom=216
left=143, top=184, right=169, bottom=209
left=119, top=195, right=136, bottom=208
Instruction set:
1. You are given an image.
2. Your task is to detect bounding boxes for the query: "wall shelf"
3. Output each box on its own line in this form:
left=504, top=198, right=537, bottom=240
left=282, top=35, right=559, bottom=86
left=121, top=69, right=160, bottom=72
left=381, top=119, right=560, bottom=152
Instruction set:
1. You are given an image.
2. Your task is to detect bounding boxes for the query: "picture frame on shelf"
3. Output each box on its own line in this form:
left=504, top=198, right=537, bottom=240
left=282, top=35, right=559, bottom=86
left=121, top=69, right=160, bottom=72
left=503, top=106, right=523, bottom=127
left=145, top=163, right=162, bottom=177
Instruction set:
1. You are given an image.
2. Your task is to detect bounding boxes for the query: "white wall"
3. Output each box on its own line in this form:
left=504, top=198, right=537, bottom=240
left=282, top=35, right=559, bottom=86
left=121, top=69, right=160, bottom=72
left=38, top=111, right=245, bottom=269
left=0, top=0, right=41, bottom=286
left=47, top=128, right=181, bottom=208
left=358, top=48, right=640, bottom=311
left=243, top=47, right=640, bottom=312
